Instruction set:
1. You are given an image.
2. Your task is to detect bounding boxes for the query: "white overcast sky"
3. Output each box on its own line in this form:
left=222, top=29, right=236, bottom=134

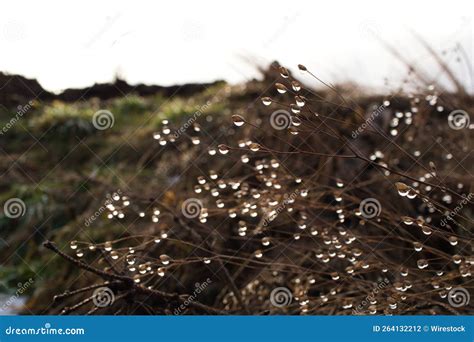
left=1, top=0, right=472, bottom=92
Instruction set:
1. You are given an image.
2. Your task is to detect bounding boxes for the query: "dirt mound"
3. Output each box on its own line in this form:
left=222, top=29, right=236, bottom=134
left=0, top=72, right=54, bottom=108
left=57, top=78, right=225, bottom=102
left=0, top=72, right=225, bottom=109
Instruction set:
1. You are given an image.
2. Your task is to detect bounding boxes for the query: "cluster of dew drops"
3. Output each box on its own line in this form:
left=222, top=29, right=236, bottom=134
left=66, top=65, right=471, bottom=314
left=69, top=190, right=176, bottom=286
left=224, top=65, right=472, bottom=313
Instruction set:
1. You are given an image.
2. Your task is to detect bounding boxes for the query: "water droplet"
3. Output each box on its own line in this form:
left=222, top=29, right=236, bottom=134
left=70, top=241, right=78, bottom=250
left=203, top=257, right=211, bottom=264
left=295, top=96, right=305, bottom=107
left=240, top=154, right=249, bottom=163
left=261, top=97, right=272, bottom=106
left=395, top=182, right=410, bottom=196
left=232, top=115, right=245, bottom=127
left=452, top=254, right=462, bottom=264
left=275, top=83, right=288, bottom=94
left=448, top=236, right=458, bottom=246
left=110, top=251, right=119, bottom=260
left=342, top=301, right=353, bottom=309
left=126, top=254, right=135, bottom=265
left=406, top=188, right=417, bottom=199
left=417, top=259, right=429, bottom=269
left=218, top=144, right=230, bottom=155
left=157, top=267, right=165, bottom=277
left=460, top=264, right=471, bottom=277
left=160, top=254, right=171, bottom=265
left=291, top=81, right=301, bottom=92
left=209, top=170, right=218, bottom=180
left=421, top=226, right=432, bottom=235
left=288, top=126, right=299, bottom=135
left=162, top=126, right=171, bottom=135
left=279, top=66, right=290, bottom=78
left=413, top=242, right=423, bottom=252
left=216, top=199, right=225, bottom=208
left=104, top=241, right=112, bottom=252
left=290, top=104, right=301, bottom=114
left=76, top=249, right=84, bottom=258
left=138, top=264, right=147, bottom=274
left=291, top=116, right=302, bottom=126
left=254, top=249, right=263, bottom=258
left=228, top=208, right=237, bottom=218
left=249, top=143, right=261, bottom=152
left=261, top=237, right=270, bottom=246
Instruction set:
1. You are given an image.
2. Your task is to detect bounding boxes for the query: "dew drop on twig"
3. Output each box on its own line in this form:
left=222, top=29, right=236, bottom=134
left=218, top=144, right=230, bottom=155
left=279, top=66, right=290, bottom=78
left=275, top=83, right=288, bottom=94
left=232, top=115, right=245, bottom=127
left=261, top=97, right=272, bottom=106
